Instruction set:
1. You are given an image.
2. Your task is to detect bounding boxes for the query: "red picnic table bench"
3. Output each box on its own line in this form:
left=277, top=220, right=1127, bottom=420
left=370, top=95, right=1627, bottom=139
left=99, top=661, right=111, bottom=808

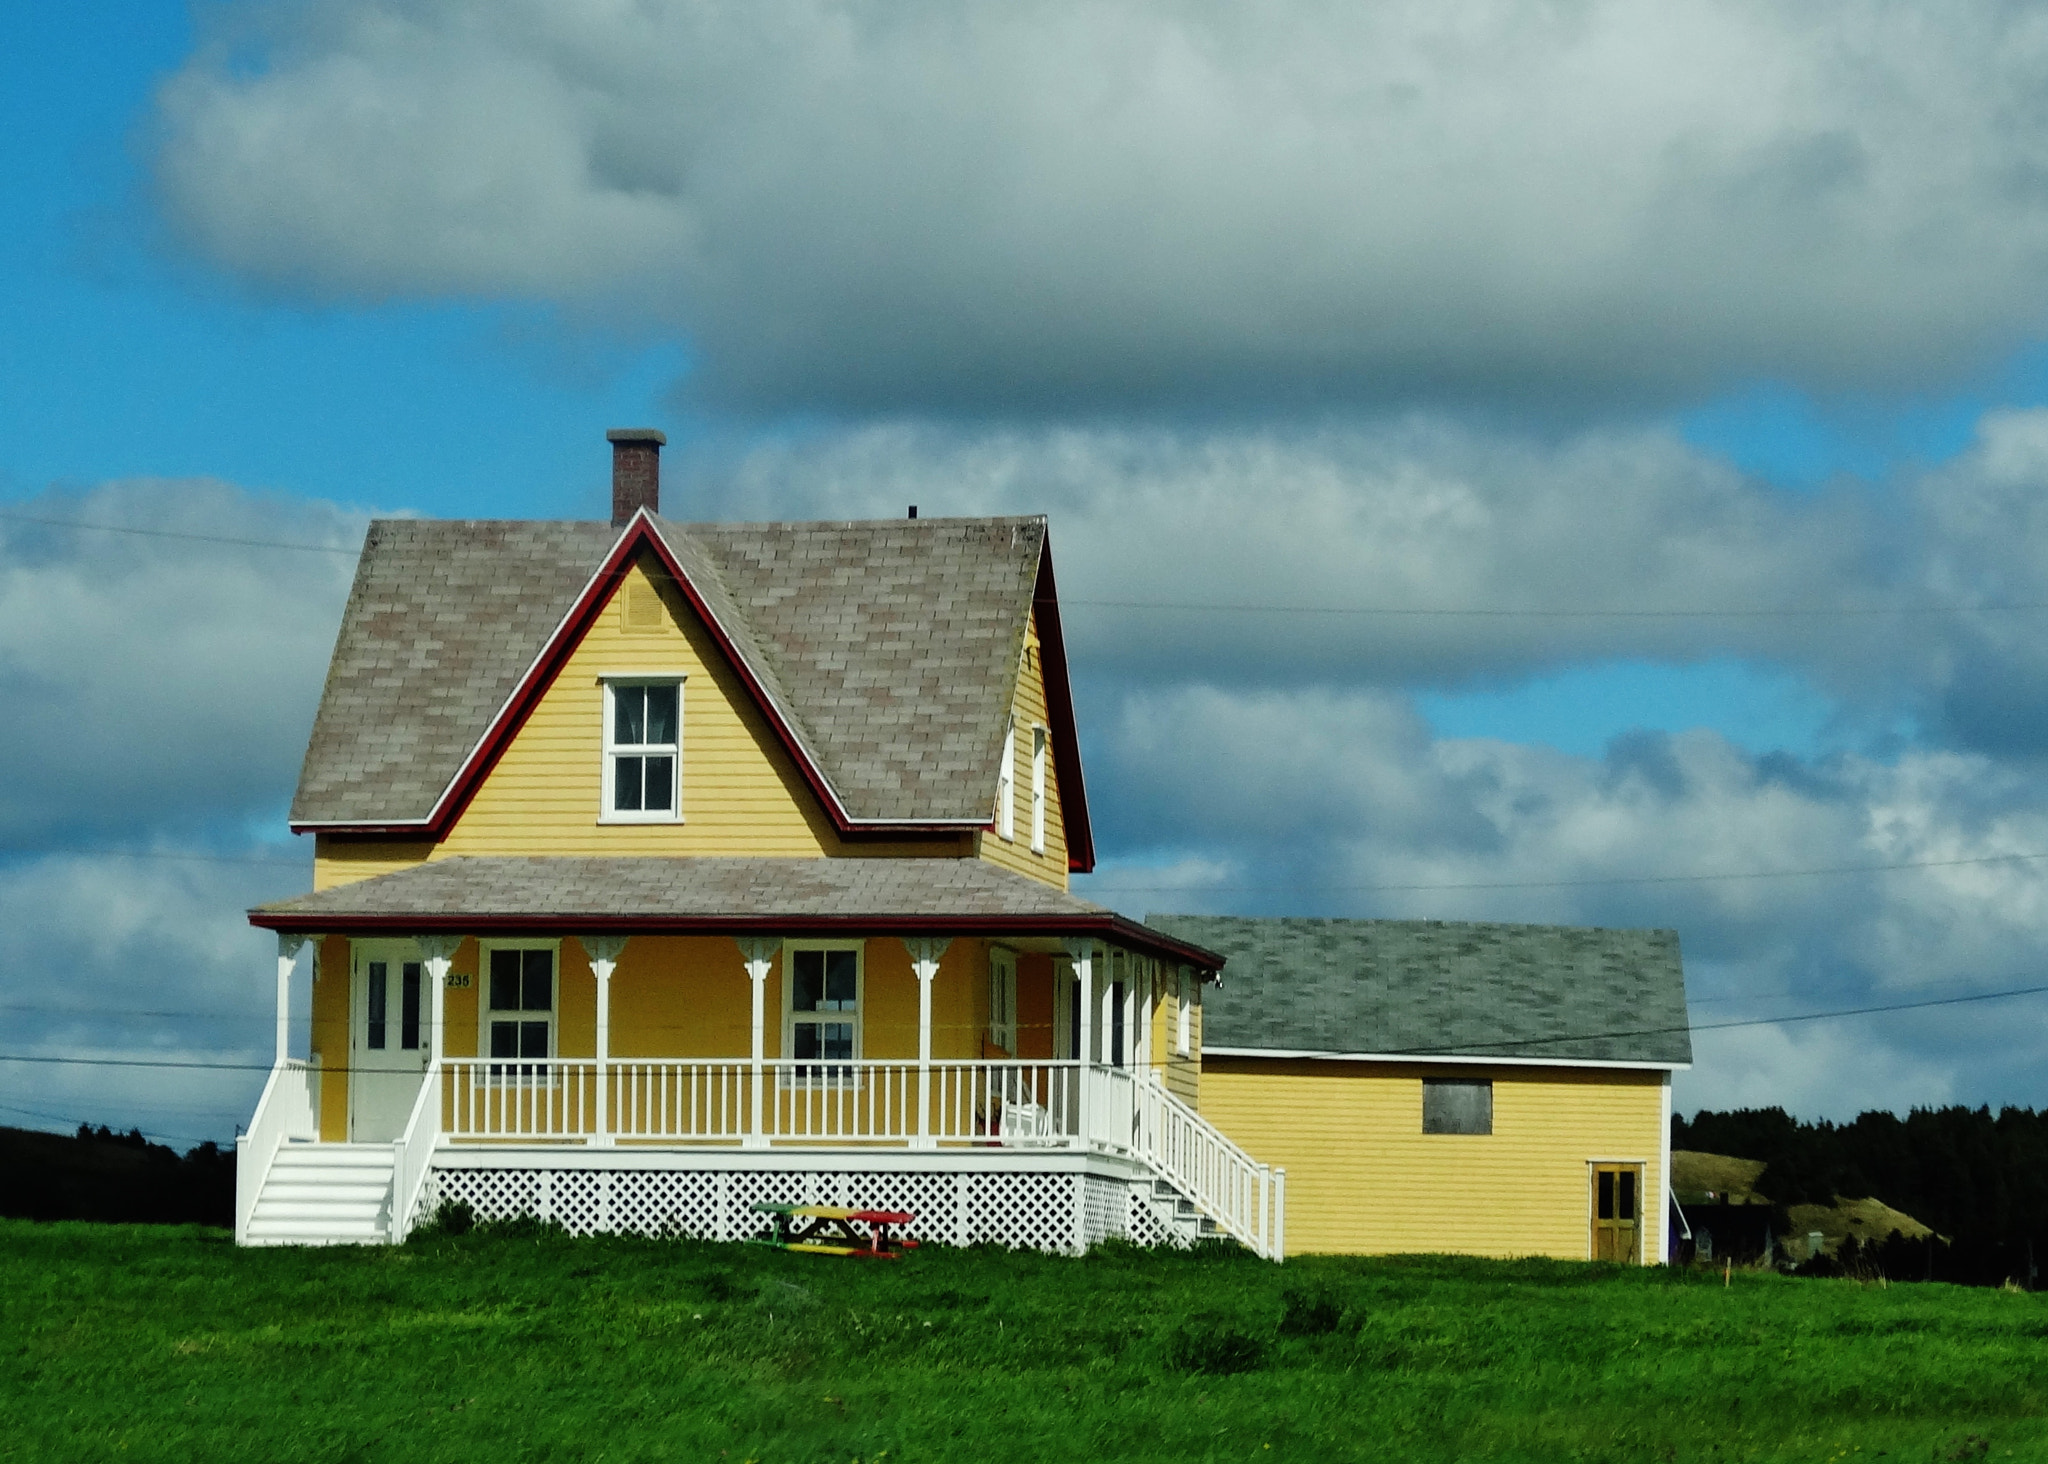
left=750, top=1202, right=919, bottom=1259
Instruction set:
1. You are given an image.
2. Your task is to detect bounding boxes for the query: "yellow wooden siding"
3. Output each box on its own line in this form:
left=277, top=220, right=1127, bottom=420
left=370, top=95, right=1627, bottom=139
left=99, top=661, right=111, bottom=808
left=1153, top=974, right=1201, bottom=1108
left=308, top=557, right=974, bottom=889
left=1200, top=1058, right=1665, bottom=1261
left=311, top=935, right=349, bottom=1141
left=976, top=608, right=1068, bottom=889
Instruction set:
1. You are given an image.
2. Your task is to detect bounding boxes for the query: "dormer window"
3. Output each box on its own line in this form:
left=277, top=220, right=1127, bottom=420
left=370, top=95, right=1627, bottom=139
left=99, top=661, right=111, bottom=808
left=996, top=719, right=1017, bottom=841
left=602, top=677, right=683, bottom=822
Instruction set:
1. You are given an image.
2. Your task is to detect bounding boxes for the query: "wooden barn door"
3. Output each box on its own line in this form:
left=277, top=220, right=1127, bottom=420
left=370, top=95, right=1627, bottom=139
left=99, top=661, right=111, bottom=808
left=1591, top=1164, right=1642, bottom=1263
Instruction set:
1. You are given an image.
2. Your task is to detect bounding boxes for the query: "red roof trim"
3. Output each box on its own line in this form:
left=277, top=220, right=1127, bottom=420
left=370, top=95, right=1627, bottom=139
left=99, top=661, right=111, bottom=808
left=1032, top=542, right=1095, bottom=874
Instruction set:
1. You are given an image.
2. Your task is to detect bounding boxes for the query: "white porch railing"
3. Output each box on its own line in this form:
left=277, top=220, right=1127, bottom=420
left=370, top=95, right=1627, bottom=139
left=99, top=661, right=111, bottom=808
left=389, top=1056, right=442, bottom=1243
left=234, top=1058, right=318, bottom=1243
left=428, top=1054, right=1284, bottom=1258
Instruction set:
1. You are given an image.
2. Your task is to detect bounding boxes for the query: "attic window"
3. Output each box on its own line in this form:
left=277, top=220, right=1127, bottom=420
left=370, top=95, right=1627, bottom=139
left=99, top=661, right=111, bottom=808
left=1422, top=1078, right=1493, bottom=1135
left=602, top=677, right=683, bottom=822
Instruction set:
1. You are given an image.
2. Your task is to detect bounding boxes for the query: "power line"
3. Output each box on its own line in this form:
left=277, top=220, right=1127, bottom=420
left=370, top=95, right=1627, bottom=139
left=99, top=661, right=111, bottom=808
left=0, top=510, right=360, bottom=556
left=1, top=979, right=2041, bottom=1074
left=1085, top=848, right=2048, bottom=896
left=0, top=845, right=309, bottom=870
left=11, top=509, right=2047, bottom=622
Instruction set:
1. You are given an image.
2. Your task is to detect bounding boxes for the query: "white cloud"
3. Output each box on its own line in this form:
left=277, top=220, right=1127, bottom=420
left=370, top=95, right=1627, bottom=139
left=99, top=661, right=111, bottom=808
left=155, top=0, right=2048, bottom=410
left=0, top=479, right=363, bottom=844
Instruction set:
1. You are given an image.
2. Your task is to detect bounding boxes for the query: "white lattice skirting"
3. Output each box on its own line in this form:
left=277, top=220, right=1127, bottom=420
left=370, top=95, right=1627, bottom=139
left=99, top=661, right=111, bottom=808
left=420, top=1154, right=1181, bottom=1255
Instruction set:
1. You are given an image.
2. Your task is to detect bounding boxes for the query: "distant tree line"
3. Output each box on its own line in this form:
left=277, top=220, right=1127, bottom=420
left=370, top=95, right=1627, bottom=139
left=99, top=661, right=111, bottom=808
left=1676, top=1106, right=2048, bottom=1288
left=0, top=1125, right=234, bottom=1227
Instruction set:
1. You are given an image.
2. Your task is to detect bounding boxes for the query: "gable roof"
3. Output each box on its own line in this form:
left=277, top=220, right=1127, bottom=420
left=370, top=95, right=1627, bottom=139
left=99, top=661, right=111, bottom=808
left=290, top=512, right=1094, bottom=866
left=1145, top=915, right=1691, bottom=1067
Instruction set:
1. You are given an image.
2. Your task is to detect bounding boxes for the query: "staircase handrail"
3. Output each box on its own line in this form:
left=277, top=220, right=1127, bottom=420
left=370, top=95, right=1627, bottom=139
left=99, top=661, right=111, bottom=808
left=1137, top=1074, right=1286, bottom=1260
left=234, top=1057, right=318, bottom=1244
left=388, top=1061, right=442, bottom=1244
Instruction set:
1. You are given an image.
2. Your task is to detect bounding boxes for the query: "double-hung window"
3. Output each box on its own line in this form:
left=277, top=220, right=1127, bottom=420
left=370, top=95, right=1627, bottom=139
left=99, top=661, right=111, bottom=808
left=988, top=948, right=1017, bottom=1053
left=996, top=719, right=1017, bottom=841
left=486, top=946, right=555, bottom=1079
left=787, top=945, right=860, bottom=1083
left=603, top=678, right=682, bottom=821
left=1030, top=726, right=1047, bottom=853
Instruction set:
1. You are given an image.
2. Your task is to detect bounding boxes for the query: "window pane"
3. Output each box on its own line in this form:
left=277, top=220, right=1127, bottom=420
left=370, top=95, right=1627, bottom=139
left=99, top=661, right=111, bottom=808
left=615, top=684, right=646, bottom=744
left=614, top=755, right=644, bottom=811
left=823, top=1021, right=853, bottom=1060
left=1598, top=1170, right=1616, bottom=1220
left=1618, top=1170, right=1637, bottom=1222
left=522, top=950, right=552, bottom=1011
left=641, top=756, right=673, bottom=811
left=824, top=950, right=857, bottom=1009
left=366, top=961, right=387, bottom=1049
left=793, top=1021, right=821, bottom=1060
left=793, top=950, right=823, bottom=1012
left=490, top=1020, right=519, bottom=1059
left=519, top=1020, right=549, bottom=1059
left=400, top=962, right=421, bottom=1050
left=489, top=950, right=521, bottom=1011
left=646, top=684, right=678, bottom=744
left=1422, top=1079, right=1493, bottom=1135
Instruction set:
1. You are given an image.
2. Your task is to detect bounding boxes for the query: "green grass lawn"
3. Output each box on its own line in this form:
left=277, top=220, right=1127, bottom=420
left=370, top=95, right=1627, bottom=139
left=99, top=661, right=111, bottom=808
left=3, top=1219, right=2044, bottom=1463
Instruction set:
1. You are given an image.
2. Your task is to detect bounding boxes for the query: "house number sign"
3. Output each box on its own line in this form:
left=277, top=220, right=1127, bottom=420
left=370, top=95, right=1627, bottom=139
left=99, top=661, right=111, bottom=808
left=445, top=971, right=471, bottom=988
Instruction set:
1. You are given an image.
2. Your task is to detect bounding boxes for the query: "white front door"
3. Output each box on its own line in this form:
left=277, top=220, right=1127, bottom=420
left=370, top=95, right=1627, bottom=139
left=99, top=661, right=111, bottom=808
left=349, top=940, right=429, bottom=1142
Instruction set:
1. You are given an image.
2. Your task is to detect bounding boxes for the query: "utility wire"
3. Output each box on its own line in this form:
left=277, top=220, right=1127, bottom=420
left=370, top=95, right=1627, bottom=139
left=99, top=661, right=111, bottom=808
left=9, top=509, right=2047, bottom=621
left=1084, top=848, right=2048, bottom=895
left=1, top=979, right=2043, bottom=1074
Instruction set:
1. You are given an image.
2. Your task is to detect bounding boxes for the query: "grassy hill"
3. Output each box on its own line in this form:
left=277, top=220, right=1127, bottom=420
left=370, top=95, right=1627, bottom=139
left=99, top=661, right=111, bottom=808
left=4, top=1219, right=2046, bottom=1462
left=1674, top=1148, right=1936, bottom=1262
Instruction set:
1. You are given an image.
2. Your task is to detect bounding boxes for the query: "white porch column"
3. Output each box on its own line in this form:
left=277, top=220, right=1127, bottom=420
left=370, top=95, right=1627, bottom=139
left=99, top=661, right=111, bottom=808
left=738, top=938, right=776, bottom=1149
left=903, top=937, right=952, bottom=1150
left=275, top=934, right=309, bottom=1066
left=413, top=935, right=462, bottom=1069
left=1062, top=938, right=1095, bottom=1147
left=577, top=935, right=629, bottom=1147
left=1100, top=961, right=1116, bottom=1065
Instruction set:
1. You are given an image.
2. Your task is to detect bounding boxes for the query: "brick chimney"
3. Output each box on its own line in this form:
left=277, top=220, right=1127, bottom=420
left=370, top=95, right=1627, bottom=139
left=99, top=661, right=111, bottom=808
left=607, top=428, right=666, bottom=526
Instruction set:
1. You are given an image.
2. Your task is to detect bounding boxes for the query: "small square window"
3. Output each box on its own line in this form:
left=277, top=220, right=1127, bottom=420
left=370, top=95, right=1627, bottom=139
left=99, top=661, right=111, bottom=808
left=1422, top=1078, right=1493, bottom=1135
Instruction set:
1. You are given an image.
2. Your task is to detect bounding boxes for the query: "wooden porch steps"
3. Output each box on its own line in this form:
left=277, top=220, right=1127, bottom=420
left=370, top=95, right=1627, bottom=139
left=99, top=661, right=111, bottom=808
left=244, top=1143, right=395, bottom=1246
left=1150, top=1178, right=1223, bottom=1242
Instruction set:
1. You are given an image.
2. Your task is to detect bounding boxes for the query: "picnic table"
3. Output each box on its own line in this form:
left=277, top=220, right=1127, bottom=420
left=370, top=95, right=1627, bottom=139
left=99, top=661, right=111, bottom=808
left=750, top=1202, right=919, bottom=1259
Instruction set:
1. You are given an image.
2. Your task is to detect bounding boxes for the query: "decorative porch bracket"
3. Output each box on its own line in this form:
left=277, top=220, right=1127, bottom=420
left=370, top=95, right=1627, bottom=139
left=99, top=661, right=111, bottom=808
left=577, top=935, right=629, bottom=1147
left=902, top=937, right=952, bottom=1150
left=274, top=934, right=311, bottom=1067
left=737, top=938, right=777, bottom=1149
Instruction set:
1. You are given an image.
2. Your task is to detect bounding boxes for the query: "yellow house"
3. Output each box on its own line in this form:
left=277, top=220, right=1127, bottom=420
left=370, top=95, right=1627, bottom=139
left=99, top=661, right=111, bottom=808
left=235, top=430, right=1271, bottom=1254
left=1147, top=916, right=1691, bottom=1264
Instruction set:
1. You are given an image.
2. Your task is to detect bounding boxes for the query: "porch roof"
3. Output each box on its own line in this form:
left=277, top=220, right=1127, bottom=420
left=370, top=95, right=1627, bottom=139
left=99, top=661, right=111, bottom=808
left=1147, top=915, right=1691, bottom=1067
left=250, top=856, right=1224, bottom=967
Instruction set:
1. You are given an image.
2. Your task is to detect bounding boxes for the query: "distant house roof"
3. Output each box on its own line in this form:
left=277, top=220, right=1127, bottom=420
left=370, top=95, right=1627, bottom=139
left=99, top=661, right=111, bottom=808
left=249, top=855, right=1217, bottom=966
left=290, top=513, right=1092, bottom=866
left=1145, top=915, right=1691, bottom=1067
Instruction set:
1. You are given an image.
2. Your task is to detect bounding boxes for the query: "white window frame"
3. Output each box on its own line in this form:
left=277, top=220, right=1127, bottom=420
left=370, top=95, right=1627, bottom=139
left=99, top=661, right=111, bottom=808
left=996, top=718, right=1017, bottom=841
left=600, top=674, right=685, bottom=824
left=1030, top=725, right=1048, bottom=854
left=781, top=940, right=864, bottom=1085
left=988, top=947, right=1018, bottom=1053
left=1177, top=966, right=1192, bottom=1056
left=479, top=939, right=560, bottom=1078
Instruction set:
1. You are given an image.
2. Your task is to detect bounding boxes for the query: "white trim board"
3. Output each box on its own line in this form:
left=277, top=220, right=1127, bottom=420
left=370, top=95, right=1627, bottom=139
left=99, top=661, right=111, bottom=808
left=1202, top=1045, right=1690, bottom=1073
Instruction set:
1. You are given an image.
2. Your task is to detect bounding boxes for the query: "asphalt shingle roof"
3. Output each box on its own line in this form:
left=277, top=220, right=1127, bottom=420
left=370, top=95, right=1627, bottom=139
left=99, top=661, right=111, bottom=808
left=254, top=854, right=1115, bottom=926
left=291, top=515, right=1047, bottom=826
left=1145, top=915, right=1691, bottom=1066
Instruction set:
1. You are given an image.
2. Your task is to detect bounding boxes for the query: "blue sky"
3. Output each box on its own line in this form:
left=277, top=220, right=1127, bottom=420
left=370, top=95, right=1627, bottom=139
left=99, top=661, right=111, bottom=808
left=12, top=2, right=2048, bottom=1141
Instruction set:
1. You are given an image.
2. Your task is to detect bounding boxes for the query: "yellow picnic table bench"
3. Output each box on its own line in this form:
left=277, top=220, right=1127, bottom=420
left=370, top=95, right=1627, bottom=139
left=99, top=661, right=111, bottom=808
left=750, top=1202, right=919, bottom=1259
